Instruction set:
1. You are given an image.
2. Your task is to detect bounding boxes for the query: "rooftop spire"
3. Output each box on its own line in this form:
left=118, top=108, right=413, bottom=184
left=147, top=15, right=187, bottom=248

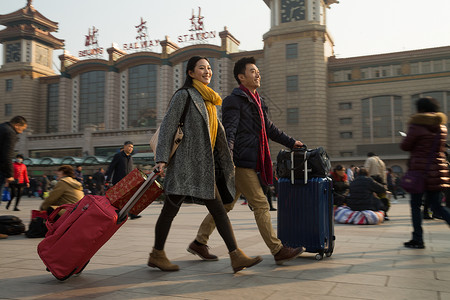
left=27, top=0, right=33, bottom=7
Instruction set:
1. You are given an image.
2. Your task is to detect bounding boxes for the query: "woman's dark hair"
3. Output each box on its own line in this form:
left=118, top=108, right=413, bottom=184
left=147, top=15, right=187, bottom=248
left=416, top=97, right=440, bottom=113
left=182, top=56, right=209, bottom=88
left=58, top=165, right=75, bottom=178
left=233, top=57, right=256, bottom=85
left=16, top=154, right=24, bottom=159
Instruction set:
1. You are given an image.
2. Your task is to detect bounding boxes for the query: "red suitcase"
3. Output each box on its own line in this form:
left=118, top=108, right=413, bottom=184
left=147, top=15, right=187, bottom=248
left=37, top=171, right=159, bottom=281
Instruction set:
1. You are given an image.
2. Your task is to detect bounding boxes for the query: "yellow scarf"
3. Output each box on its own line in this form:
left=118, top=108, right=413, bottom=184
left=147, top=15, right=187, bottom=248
left=192, top=79, right=222, bottom=148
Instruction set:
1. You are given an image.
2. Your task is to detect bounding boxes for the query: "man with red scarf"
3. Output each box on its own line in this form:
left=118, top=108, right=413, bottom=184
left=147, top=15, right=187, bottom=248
left=187, top=57, right=305, bottom=265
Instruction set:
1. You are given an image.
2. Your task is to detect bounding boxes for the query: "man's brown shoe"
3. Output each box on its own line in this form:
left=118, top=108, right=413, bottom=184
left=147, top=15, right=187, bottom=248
left=187, top=241, right=218, bottom=261
left=274, top=246, right=305, bottom=265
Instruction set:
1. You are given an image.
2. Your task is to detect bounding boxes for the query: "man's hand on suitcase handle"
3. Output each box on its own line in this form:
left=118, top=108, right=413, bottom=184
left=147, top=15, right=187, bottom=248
left=293, top=140, right=305, bottom=149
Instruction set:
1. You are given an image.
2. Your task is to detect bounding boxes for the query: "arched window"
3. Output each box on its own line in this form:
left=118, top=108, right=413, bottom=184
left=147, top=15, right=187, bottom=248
left=128, top=64, right=157, bottom=128
left=361, top=95, right=403, bottom=141
left=79, top=71, right=105, bottom=130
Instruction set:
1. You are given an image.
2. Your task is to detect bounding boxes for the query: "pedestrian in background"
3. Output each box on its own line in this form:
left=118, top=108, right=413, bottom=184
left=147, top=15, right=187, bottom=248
left=105, top=141, right=140, bottom=219
left=401, top=97, right=450, bottom=249
left=6, top=154, right=30, bottom=211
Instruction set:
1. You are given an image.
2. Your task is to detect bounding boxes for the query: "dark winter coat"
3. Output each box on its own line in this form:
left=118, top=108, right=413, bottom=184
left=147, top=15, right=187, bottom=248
left=400, top=112, right=450, bottom=191
left=346, top=176, right=386, bottom=211
left=222, top=88, right=296, bottom=169
left=105, top=151, right=134, bottom=185
left=0, top=122, right=18, bottom=178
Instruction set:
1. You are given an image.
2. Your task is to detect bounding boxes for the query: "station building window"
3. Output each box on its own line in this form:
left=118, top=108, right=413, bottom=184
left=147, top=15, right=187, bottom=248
left=128, top=64, right=157, bottom=128
left=5, top=79, right=12, bottom=91
left=47, top=83, right=59, bottom=133
left=4, top=104, right=12, bottom=116
left=286, top=43, right=298, bottom=59
left=361, top=95, right=403, bottom=140
left=339, top=102, right=352, bottom=110
left=287, top=108, right=299, bottom=124
left=79, top=71, right=105, bottom=130
left=340, top=132, right=353, bottom=139
left=339, top=117, right=352, bottom=125
left=286, top=75, right=298, bottom=92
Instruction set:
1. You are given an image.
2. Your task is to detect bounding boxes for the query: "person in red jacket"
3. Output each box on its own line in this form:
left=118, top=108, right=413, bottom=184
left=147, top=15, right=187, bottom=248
left=6, top=154, right=30, bottom=211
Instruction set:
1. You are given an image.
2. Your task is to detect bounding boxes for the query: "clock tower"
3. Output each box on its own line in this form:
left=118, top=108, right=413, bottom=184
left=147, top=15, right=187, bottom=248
left=262, top=0, right=337, bottom=153
left=0, top=0, right=64, bottom=131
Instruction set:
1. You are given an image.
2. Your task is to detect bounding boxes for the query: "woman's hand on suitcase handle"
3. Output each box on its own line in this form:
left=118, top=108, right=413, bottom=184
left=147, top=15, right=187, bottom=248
left=154, top=162, right=167, bottom=176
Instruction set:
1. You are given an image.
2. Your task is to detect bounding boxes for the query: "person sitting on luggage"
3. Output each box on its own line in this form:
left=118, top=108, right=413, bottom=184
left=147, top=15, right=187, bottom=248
left=40, top=165, right=84, bottom=215
left=330, top=165, right=349, bottom=206
left=346, top=168, right=388, bottom=214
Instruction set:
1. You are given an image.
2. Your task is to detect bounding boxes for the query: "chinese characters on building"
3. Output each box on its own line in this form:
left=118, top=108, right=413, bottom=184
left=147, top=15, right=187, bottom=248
left=79, top=26, right=104, bottom=58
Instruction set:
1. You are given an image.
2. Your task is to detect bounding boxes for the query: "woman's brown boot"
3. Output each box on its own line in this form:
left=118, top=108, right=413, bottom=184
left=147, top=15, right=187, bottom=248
left=147, top=248, right=179, bottom=271
left=229, top=248, right=262, bottom=273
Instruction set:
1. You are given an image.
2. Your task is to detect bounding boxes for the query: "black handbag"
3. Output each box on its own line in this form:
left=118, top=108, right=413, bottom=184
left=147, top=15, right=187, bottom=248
left=276, top=146, right=331, bottom=180
left=0, top=215, right=26, bottom=235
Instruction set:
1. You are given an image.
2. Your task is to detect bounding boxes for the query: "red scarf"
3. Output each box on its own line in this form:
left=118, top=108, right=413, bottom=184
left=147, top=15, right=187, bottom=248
left=239, top=85, right=273, bottom=186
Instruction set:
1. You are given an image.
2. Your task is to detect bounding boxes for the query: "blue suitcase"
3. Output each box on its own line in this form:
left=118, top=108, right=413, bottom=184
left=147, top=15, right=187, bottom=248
left=277, top=177, right=335, bottom=260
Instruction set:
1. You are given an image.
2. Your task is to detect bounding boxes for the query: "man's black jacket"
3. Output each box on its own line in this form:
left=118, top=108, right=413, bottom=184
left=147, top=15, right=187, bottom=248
left=105, top=151, right=134, bottom=185
left=222, top=88, right=296, bottom=170
left=0, top=122, right=18, bottom=178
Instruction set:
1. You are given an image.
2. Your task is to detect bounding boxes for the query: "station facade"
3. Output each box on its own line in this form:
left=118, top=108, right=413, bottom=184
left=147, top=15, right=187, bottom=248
left=1, top=0, right=450, bottom=174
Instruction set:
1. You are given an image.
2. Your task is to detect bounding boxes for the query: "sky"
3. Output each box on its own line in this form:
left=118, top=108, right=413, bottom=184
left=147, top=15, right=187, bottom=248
left=1, top=0, right=450, bottom=70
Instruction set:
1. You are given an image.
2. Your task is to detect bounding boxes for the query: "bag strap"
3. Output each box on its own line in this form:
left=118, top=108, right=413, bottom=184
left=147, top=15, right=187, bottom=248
left=178, top=90, right=191, bottom=128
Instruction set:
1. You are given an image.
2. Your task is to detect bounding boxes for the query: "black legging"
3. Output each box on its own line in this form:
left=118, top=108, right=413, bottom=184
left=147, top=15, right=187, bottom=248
left=154, top=194, right=237, bottom=252
left=7, top=183, right=25, bottom=209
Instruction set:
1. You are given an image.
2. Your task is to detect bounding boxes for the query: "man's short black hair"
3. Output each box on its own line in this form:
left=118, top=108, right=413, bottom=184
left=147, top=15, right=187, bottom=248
left=367, top=152, right=376, bottom=157
left=233, top=57, right=256, bottom=85
left=10, top=116, right=27, bottom=126
left=16, top=154, right=24, bottom=159
left=124, top=141, right=133, bottom=146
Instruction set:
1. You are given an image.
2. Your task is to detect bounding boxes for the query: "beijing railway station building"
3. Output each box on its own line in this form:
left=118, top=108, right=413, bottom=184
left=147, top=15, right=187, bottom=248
left=2, top=0, right=450, bottom=174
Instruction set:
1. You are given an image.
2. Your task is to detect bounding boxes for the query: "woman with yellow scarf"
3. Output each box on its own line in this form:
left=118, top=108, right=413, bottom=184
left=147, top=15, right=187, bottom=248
left=150, top=56, right=262, bottom=273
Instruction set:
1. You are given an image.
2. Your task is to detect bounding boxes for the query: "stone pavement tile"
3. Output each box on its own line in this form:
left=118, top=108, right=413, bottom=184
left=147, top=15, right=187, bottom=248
left=267, top=291, right=364, bottom=300
left=80, top=264, right=146, bottom=277
left=94, top=290, right=196, bottom=300
left=349, top=264, right=435, bottom=280
left=441, top=292, right=450, bottom=300
left=3, top=258, right=49, bottom=271
left=235, top=276, right=335, bottom=296
left=296, top=269, right=387, bottom=286
left=0, top=280, right=73, bottom=299
left=89, top=255, right=143, bottom=266
left=436, top=270, right=450, bottom=281
left=393, top=257, right=450, bottom=270
left=388, top=276, right=450, bottom=293
left=329, top=282, right=438, bottom=300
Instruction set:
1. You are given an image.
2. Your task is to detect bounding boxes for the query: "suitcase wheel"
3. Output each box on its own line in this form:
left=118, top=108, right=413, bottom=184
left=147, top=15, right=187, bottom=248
left=325, top=252, right=332, bottom=257
left=315, top=253, right=323, bottom=260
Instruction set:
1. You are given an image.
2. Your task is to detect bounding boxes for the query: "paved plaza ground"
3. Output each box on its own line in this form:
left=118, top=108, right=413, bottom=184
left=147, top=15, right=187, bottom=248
left=0, top=194, right=449, bottom=300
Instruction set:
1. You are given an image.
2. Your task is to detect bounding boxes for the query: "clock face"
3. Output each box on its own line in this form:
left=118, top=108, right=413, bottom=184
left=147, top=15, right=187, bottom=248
left=6, top=42, right=21, bottom=63
left=281, top=0, right=306, bottom=23
left=36, top=45, right=49, bottom=66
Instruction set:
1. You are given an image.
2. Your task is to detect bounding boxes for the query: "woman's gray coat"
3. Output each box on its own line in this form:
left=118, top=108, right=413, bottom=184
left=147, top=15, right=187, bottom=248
left=155, top=88, right=235, bottom=201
